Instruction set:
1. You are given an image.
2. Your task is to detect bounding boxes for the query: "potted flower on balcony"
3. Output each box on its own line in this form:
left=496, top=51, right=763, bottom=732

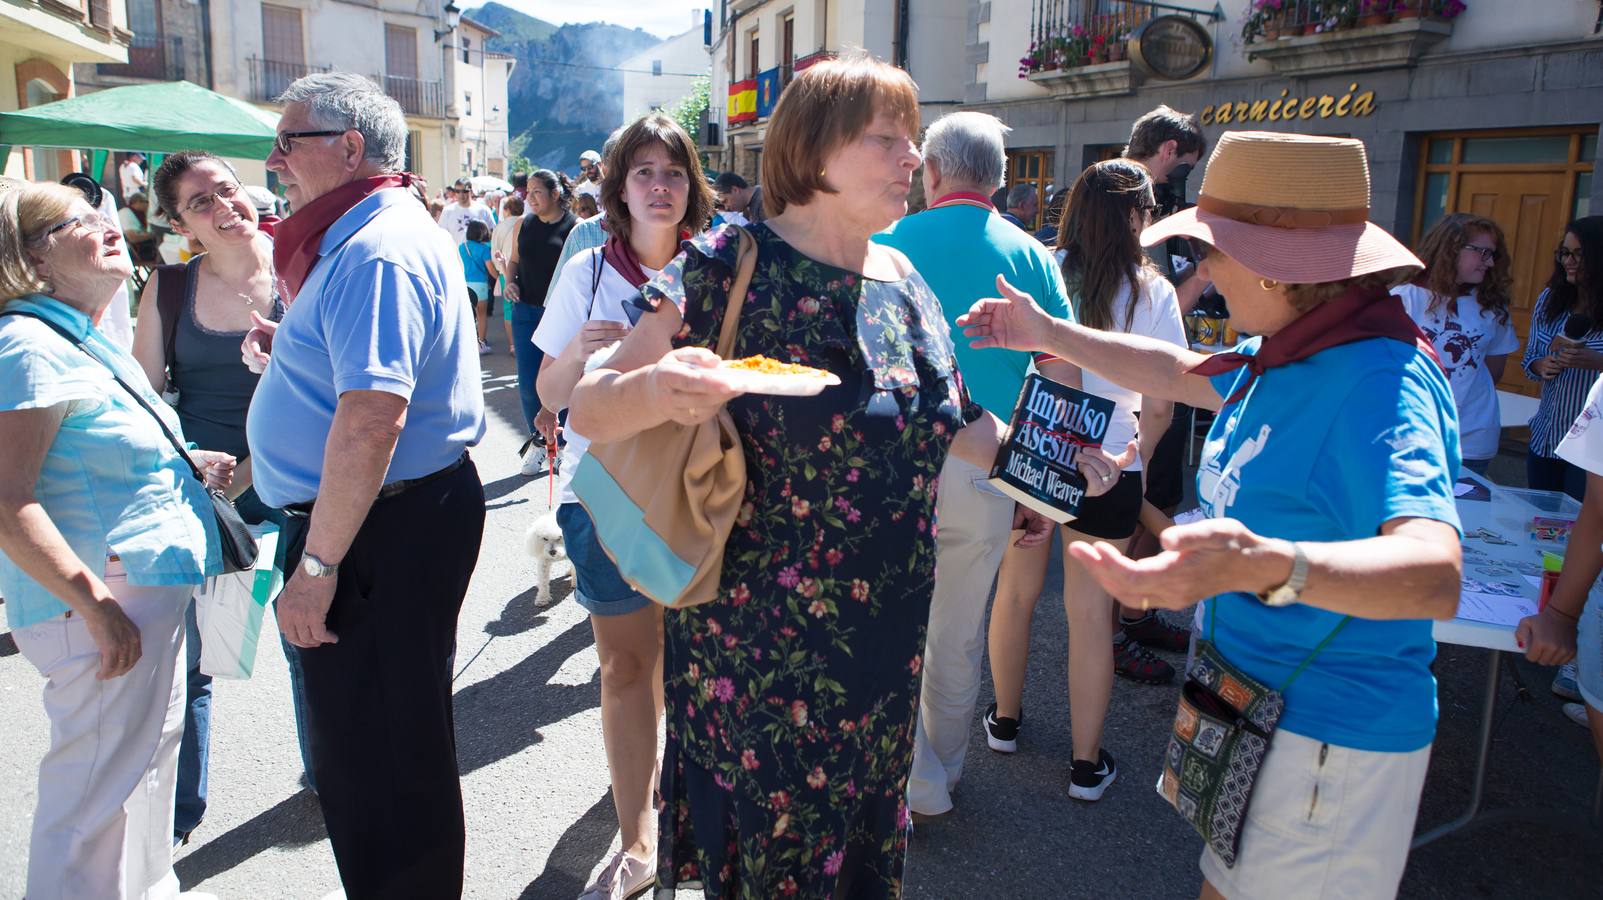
left=1089, top=33, right=1109, bottom=64
left=1358, top=0, right=1400, bottom=26
left=1241, top=0, right=1285, bottom=44
left=1432, top=0, right=1468, bottom=18
left=1109, top=28, right=1131, bottom=60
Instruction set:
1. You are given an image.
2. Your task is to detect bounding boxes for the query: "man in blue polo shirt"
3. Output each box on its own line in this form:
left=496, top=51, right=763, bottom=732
left=875, top=111, right=1076, bottom=818
left=245, top=73, right=485, bottom=897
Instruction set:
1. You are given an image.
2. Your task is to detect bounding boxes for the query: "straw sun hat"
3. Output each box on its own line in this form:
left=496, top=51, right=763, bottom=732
left=1140, top=131, right=1422, bottom=285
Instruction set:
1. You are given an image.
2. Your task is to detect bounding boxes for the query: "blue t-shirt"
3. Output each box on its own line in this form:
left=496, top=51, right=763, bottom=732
left=875, top=204, right=1074, bottom=416
left=459, top=239, right=492, bottom=287
left=247, top=189, right=487, bottom=508
left=1198, top=336, right=1461, bottom=753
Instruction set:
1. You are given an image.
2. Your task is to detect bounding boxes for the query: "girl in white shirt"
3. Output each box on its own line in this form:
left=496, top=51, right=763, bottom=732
left=984, top=159, right=1186, bottom=801
left=1393, top=213, right=1518, bottom=474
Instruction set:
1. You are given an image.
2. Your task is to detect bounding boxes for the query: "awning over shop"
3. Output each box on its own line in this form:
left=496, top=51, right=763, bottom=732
left=0, top=79, right=280, bottom=162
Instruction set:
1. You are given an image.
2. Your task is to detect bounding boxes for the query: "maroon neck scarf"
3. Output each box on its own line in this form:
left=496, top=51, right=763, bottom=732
left=272, top=173, right=419, bottom=301
left=601, top=235, right=652, bottom=289
left=1190, top=282, right=1440, bottom=404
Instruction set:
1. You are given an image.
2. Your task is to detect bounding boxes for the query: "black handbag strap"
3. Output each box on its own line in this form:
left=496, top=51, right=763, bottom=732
left=1, top=310, right=210, bottom=487
left=154, top=257, right=199, bottom=387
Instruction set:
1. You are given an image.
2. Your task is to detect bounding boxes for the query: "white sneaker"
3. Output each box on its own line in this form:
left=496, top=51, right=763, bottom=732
left=1563, top=702, right=1592, bottom=728
left=520, top=447, right=546, bottom=477
left=478, top=340, right=492, bottom=355
left=1553, top=661, right=1583, bottom=702
left=579, top=849, right=656, bottom=900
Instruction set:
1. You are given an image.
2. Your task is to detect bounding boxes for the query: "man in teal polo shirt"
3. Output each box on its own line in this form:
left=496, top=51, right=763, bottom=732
left=875, top=111, right=1076, bottom=817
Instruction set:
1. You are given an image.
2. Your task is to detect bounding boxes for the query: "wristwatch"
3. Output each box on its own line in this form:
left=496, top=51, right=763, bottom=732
left=299, top=552, right=340, bottom=579
left=1257, top=541, right=1307, bottom=607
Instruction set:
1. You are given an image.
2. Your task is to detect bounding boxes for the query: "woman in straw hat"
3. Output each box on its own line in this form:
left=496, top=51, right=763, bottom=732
left=958, top=131, right=1464, bottom=898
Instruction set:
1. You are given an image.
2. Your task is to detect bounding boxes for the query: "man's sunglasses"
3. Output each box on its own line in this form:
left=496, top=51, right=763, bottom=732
left=274, top=129, right=347, bottom=156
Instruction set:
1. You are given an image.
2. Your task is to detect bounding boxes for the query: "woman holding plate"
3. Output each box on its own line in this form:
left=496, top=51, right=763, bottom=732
left=958, top=131, right=1462, bottom=899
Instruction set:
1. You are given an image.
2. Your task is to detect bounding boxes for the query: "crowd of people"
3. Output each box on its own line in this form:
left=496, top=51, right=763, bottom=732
left=0, top=56, right=1600, bottom=900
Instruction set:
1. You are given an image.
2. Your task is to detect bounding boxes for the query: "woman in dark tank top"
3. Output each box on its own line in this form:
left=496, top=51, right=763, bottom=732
left=504, top=168, right=578, bottom=473
left=131, top=151, right=309, bottom=846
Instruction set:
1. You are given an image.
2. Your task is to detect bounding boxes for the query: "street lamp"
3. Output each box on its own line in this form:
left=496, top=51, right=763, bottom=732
left=435, top=1, right=461, bottom=41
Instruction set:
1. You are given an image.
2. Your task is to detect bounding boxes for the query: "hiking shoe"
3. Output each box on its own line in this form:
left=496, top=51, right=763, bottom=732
left=519, top=436, right=547, bottom=477
left=1552, top=662, right=1582, bottom=702
left=579, top=849, right=656, bottom=900
left=984, top=702, right=1022, bottom=753
left=1068, top=748, right=1118, bottom=801
left=1563, top=702, right=1592, bottom=728
left=1113, top=634, right=1174, bottom=684
left=1121, top=612, right=1191, bottom=653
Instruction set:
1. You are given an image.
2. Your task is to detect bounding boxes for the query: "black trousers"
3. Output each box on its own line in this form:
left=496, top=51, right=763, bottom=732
left=279, top=458, right=485, bottom=899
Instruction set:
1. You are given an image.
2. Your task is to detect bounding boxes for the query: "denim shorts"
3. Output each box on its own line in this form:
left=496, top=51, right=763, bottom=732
left=555, top=503, right=652, bottom=617
left=1579, top=591, right=1603, bottom=712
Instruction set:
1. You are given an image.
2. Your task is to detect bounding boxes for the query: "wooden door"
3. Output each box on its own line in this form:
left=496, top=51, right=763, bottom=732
left=1455, top=170, right=1574, bottom=397
left=1006, top=149, right=1055, bottom=231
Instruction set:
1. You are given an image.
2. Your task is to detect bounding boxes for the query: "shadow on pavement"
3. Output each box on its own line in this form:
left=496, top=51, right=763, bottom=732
left=517, top=791, right=615, bottom=899
left=0, top=631, right=16, bottom=658
left=454, top=615, right=599, bottom=777
left=485, top=582, right=573, bottom=638
left=174, top=789, right=326, bottom=886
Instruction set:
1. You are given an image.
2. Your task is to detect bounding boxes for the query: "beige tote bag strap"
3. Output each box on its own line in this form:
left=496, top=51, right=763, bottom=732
left=714, top=227, right=757, bottom=359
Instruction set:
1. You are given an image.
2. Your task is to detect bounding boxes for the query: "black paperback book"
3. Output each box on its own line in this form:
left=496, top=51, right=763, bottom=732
left=987, top=373, right=1118, bottom=523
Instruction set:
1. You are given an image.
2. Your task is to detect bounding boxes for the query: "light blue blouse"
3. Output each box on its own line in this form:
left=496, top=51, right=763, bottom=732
left=0, top=295, right=219, bottom=629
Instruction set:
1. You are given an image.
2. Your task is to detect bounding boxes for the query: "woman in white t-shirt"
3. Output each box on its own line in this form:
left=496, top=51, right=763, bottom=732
left=529, top=113, right=715, bottom=899
left=984, top=159, right=1186, bottom=801
left=1394, top=213, right=1518, bottom=474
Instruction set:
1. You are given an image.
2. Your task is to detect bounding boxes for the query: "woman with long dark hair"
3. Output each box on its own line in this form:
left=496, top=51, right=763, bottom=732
left=984, top=159, right=1185, bottom=800
left=1394, top=213, right=1517, bottom=475
left=504, top=168, right=576, bottom=475
left=1522, top=215, right=1603, bottom=498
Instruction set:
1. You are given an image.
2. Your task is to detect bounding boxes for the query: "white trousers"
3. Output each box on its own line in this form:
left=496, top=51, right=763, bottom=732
left=908, top=455, right=1017, bottom=815
left=12, top=559, right=190, bottom=900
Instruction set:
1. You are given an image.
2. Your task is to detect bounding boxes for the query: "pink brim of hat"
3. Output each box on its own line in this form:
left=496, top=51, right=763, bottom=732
left=1141, top=206, right=1423, bottom=284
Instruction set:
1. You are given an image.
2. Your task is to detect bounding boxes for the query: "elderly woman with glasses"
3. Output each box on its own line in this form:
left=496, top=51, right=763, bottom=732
left=0, top=180, right=233, bottom=898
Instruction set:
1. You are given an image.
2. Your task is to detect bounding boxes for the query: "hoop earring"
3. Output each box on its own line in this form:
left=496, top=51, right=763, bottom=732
left=1259, top=278, right=1279, bottom=291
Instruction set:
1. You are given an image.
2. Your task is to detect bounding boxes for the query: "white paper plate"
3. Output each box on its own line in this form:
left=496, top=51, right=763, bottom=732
left=714, top=364, right=841, bottom=397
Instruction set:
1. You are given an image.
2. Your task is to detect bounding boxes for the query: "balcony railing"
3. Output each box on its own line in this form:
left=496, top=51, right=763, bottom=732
left=1022, top=1, right=1215, bottom=78
left=380, top=74, right=447, bottom=118
left=1242, top=0, right=1466, bottom=43
left=98, top=35, right=186, bottom=81
left=247, top=56, right=333, bottom=103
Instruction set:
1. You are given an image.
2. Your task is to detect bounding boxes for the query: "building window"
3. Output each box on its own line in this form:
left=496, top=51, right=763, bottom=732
left=462, top=37, right=472, bottom=65
left=261, top=5, right=306, bottom=97
left=653, top=59, right=663, bottom=76
left=748, top=30, right=760, bottom=80
left=404, top=129, right=422, bottom=173
left=781, top=14, right=795, bottom=85
left=1414, top=127, right=1598, bottom=397
left=1005, top=149, right=1055, bottom=231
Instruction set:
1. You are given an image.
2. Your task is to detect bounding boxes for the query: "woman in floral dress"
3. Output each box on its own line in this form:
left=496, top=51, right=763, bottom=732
left=569, top=56, right=1124, bottom=897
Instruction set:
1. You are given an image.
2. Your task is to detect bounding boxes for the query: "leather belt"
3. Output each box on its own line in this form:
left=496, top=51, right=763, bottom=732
left=282, top=451, right=469, bottom=518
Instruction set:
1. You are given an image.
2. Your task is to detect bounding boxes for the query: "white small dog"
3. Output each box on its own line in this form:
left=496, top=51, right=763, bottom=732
left=524, top=509, right=570, bottom=606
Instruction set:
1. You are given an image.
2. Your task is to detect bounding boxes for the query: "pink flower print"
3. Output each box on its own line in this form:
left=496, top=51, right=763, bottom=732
left=686, top=701, right=697, bottom=719
left=736, top=502, right=754, bottom=527
left=912, top=474, right=925, bottom=492
left=777, top=565, right=801, bottom=589
left=846, top=468, right=861, bottom=483
left=831, top=413, right=846, bottom=434
left=700, top=680, right=715, bottom=701
left=825, top=548, right=844, bottom=567
left=730, top=583, right=751, bottom=606
left=834, top=496, right=851, bottom=512
left=706, top=618, right=722, bottom=636
left=817, top=435, right=832, bottom=452
left=846, top=507, right=862, bottom=524
left=823, top=850, right=844, bottom=876
left=741, top=749, right=760, bottom=770
left=897, top=803, right=911, bottom=830
left=713, top=772, right=734, bottom=791
left=780, top=626, right=798, bottom=638
left=714, top=677, right=736, bottom=702
left=799, top=577, right=819, bottom=598
left=845, top=778, right=858, bottom=797
left=895, top=414, right=906, bottom=431
left=770, top=789, right=791, bottom=808
left=807, top=766, right=827, bottom=789
left=772, top=812, right=791, bottom=838
left=808, top=598, right=828, bottom=618
left=778, top=875, right=799, bottom=896
left=917, top=516, right=927, bottom=533
left=791, top=496, right=811, bottom=518
left=799, top=296, right=820, bottom=315
left=687, top=662, right=700, bottom=682
left=909, top=654, right=923, bottom=675
left=791, top=700, right=808, bottom=726
left=850, top=579, right=870, bottom=602
left=723, top=634, right=738, bottom=649
left=933, top=420, right=947, bottom=436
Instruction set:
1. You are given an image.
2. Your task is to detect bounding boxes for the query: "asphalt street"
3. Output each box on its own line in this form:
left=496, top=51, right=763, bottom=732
left=0, top=344, right=1599, bottom=899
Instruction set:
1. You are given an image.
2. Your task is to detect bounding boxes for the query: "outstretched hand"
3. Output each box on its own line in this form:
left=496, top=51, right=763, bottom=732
left=1067, top=517, right=1291, bottom=611
left=956, top=275, right=1057, bottom=354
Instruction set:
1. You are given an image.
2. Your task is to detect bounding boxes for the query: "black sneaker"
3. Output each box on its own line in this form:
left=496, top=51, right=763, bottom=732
left=984, top=702, right=1022, bottom=753
left=1068, top=748, right=1118, bottom=801
left=1113, top=632, right=1175, bottom=685
left=1121, top=611, right=1191, bottom=653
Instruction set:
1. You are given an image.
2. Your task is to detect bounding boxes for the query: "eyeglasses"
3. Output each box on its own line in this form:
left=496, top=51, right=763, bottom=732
left=274, top=129, right=346, bottom=156
left=39, top=211, right=117, bottom=241
left=180, top=181, right=244, bottom=218
left=1556, top=246, right=1584, bottom=265
left=1461, top=244, right=1497, bottom=263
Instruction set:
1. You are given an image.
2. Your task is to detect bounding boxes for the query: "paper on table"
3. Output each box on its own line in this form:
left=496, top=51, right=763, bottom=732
left=1454, top=591, right=1537, bottom=628
left=1454, top=482, right=1475, bottom=497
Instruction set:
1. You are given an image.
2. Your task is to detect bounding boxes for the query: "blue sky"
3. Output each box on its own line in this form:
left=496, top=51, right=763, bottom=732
left=491, top=1, right=707, bottom=39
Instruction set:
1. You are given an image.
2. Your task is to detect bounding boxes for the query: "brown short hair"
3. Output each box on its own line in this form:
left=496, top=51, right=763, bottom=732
left=1124, top=105, right=1206, bottom=162
left=1283, top=267, right=1417, bottom=313
left=599, top=113, right=715, bottom=246
left=761, top=53, right=920, bottom=217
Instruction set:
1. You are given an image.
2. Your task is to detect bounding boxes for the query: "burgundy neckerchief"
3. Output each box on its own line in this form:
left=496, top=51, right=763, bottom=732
left=601, top=229, right=692, bottom=288
left=929, top=190, right=996, bottom=211
left=272, top=173, right=416, bottom=301
left=1190, top=282, right=1441, bottom=404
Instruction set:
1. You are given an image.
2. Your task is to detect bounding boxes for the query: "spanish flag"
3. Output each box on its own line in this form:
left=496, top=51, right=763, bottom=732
left=728, top=79, right=757, bottom=125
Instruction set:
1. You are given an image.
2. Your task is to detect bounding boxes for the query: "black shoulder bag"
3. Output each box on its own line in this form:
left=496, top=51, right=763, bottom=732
left=1, top=310, right=258, bottom=572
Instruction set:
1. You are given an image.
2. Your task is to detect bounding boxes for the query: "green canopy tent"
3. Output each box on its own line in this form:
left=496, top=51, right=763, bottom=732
left=0, top=79, right=280, bottom=180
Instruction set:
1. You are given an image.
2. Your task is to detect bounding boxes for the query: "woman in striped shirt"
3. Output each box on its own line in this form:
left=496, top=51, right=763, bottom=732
left=1523, top=216, right=1603, bottom=499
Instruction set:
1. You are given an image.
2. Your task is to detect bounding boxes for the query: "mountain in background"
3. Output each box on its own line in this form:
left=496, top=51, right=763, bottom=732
left=465, top=3, right=663, bottom=173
